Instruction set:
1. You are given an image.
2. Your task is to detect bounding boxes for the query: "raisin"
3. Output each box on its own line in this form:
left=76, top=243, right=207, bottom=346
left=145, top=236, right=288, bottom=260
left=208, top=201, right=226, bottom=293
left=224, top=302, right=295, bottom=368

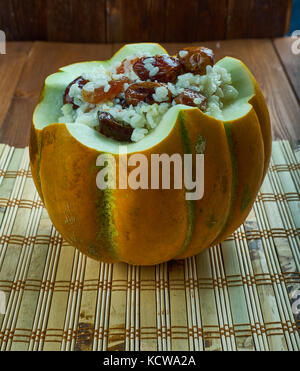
left=174, top=89, right=208, bottom=111
left=98, top=111, right=133, bottom=142
left=178, top=47, right=214, bottom=75
left=63, top=76, right=88, bottom=109
left=82, top=77, right=130, bottom=104
left=125, top=82, right=172, bottom=106
left=133, top=55, right=183, bottom=83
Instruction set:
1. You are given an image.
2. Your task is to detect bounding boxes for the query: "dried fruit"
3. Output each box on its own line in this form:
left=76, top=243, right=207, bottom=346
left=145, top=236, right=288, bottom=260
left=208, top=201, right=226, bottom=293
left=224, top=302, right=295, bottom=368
left=174, top=89, right=208, bottom=111
left=133, top=56, right=183, bottom=83
left=82, top=77, right=130, bottom=104
left=116, top=57, right=139, bottom=74
left=98, top=111, right=133, bottom=142
left=63, top=76, right=88, bottom=109
left=179, top=47, right=214, bottom=75
left=125, top=82, right=171, bottom=106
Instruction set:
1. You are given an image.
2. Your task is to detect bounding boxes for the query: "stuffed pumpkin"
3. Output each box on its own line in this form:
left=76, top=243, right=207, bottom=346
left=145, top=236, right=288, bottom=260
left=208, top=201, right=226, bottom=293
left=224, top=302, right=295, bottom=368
left=30, top=43, right=271, bottom=265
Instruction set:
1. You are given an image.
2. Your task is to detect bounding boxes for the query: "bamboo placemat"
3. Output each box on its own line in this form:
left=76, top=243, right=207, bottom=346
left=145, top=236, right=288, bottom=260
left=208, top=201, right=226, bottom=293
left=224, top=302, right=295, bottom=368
left=0, top=140, right=299, bottom=351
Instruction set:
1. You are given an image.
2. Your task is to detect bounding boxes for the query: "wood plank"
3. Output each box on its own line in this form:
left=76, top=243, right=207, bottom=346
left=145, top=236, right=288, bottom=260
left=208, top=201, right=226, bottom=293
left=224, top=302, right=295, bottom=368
left=106, top=0, right=165, bottom=43
left=0, top=42, right=113, bottom=147
left=273, top=37, right=300, bottom=103
left=165, top=0, right=228, bottom=42
left=46, top=0, right=106, bottom=43
left=0, top=0, right=47, bottom=41
left=226, top=0, right=293, bottom=39
left=194, top=0, right=228, bottom=41
left=165, top=0, right=199, bottom=42
left=1, top=0, right=106, bottom=43
left=1, top=0, right=292, bottom=43
left=0, top=42, right=32, bottom=131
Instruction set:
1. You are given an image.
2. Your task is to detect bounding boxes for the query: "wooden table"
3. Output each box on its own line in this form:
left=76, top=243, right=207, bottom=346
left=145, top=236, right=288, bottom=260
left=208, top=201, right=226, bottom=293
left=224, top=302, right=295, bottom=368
left=0, top=38, right=299, bottom=148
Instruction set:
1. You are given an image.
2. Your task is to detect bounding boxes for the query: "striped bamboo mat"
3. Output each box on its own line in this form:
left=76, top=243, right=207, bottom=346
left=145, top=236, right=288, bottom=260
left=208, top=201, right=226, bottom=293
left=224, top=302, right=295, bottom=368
left=0, top=140, right=299, bottom=351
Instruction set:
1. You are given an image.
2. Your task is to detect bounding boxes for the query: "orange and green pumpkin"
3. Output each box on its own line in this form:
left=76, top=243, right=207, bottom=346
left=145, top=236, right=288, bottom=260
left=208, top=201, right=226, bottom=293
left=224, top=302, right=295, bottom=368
left=29, top=43, right=271, bottom=265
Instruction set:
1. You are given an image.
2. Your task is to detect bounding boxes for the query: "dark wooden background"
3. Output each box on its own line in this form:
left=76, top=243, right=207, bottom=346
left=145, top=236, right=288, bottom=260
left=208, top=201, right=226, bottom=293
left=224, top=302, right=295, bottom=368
left=0, top=0, right=293, bottom=43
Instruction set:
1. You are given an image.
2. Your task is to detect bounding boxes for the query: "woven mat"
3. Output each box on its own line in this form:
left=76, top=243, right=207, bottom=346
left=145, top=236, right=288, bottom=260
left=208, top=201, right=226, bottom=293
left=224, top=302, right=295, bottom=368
left=0, top=140, right=299, bottom=351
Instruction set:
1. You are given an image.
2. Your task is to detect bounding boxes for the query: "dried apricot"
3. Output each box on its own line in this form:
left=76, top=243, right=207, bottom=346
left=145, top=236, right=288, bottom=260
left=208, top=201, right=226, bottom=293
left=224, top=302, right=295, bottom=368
left=116, top=57, right=139, bottom=74
left=174, top=89, right=208, bottom=111
left=179, top=47, right=214, bottom=75
left=98, top=111, right=133, bottom=142
left=125, top=82, right=171, bottom=106
left=133, top=56, right=183, bottom=83
left=63, top=76, right=88, bottom=109
left=82, top=77, right=130, bottom=104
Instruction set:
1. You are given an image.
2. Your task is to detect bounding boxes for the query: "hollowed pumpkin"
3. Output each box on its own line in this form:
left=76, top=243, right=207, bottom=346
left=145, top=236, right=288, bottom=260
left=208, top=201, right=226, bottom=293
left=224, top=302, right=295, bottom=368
left=30, top=43, right=271, bottom=265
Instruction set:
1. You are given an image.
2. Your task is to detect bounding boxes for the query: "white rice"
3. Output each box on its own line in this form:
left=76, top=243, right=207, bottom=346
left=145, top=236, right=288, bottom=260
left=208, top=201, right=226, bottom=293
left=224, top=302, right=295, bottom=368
left=179, top=50, right=188, bottom=58
left=143, top=57, right=159, bottom=77
left=152, top=86, right=170, bottom=103
left=58, top=54, right=239, bottom=142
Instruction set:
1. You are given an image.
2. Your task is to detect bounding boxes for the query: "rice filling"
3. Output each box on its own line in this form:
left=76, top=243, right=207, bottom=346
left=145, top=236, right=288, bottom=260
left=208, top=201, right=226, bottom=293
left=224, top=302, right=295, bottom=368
left=58, top=47, right=239, bottom=143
